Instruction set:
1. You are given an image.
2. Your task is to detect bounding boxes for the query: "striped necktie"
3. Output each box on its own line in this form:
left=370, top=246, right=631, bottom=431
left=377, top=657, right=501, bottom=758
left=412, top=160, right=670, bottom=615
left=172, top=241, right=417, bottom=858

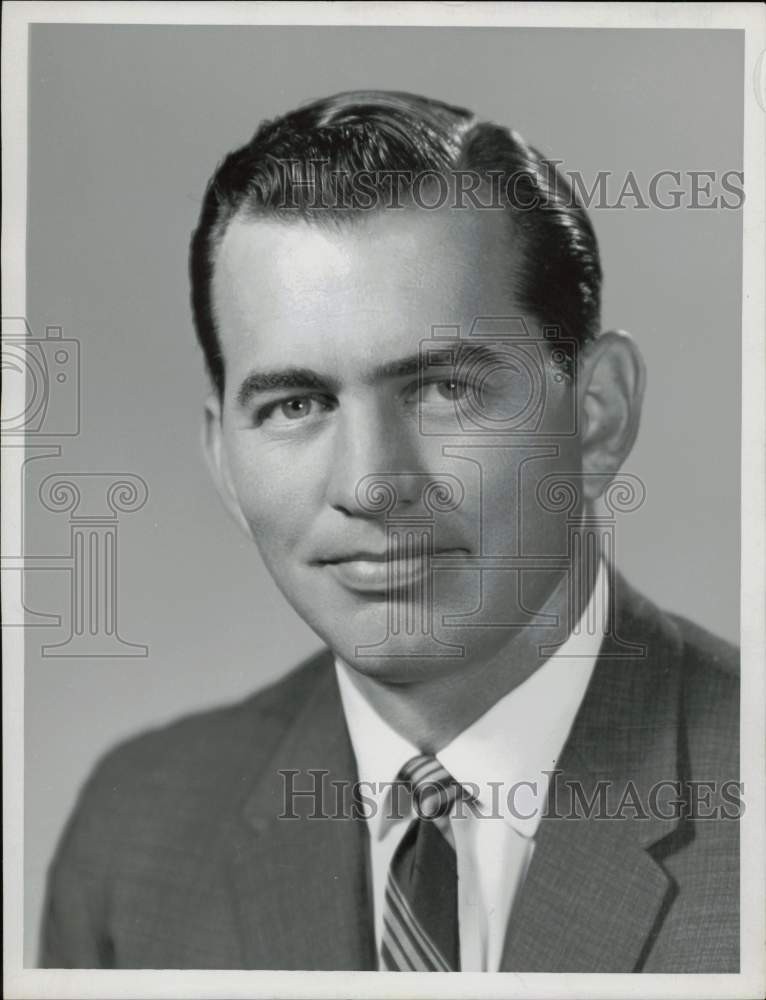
left=380, top=754, right=462, bottom=971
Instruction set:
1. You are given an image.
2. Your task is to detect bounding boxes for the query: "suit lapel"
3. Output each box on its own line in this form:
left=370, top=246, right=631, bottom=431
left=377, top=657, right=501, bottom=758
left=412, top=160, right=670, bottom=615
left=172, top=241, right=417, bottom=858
left=220, top=577, right=687, bottom=971
left=500, top=574, right=686, bottom=972
left=222, top=653, right=376, bottom=970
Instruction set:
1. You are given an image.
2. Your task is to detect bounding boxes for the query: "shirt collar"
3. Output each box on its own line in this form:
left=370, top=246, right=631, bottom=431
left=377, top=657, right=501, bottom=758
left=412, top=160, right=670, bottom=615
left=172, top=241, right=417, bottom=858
left=336, top=560, right=607, bottom=841
left=335, top=662, right=420, bottom=839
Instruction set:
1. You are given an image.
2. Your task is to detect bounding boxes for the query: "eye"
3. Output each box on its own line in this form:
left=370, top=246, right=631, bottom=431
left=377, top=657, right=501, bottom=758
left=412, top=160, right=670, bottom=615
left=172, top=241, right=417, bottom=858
left=420, top=377, right=471, bottom=403
left=255, top=394, right=334, bottom=428
left=439, top=378, right=470, bottom=400
left=278, top=397, right=315, bottom=420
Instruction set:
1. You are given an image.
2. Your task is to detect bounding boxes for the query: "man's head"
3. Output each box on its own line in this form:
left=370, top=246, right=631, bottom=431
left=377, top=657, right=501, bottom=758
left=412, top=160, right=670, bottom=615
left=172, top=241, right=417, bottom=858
left=190, top=90, right=603, bottom=399
left=191, top=91, right=644, bottom=683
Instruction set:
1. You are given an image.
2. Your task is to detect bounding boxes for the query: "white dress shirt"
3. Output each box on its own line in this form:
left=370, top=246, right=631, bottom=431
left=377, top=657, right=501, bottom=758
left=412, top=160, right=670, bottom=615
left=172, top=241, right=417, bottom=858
left=335, top=560, right=608, bottom=972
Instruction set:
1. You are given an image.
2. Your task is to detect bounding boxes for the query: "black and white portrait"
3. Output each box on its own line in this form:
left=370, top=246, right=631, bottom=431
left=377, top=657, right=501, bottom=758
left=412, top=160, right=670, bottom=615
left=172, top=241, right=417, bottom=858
left=3, top=5, right=764, bottom=998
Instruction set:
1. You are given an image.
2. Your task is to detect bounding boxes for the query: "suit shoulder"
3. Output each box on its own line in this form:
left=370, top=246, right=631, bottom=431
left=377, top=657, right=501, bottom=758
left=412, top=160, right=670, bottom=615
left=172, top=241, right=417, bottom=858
left=80, top=647, right=331, bottom=810
left=669, top=612, right=739, bottom=718
left=667, top=612, right=739, bottom=772
left=669, top=612, right=739, bottom=680
left=616, top=575, right=739, bottom=773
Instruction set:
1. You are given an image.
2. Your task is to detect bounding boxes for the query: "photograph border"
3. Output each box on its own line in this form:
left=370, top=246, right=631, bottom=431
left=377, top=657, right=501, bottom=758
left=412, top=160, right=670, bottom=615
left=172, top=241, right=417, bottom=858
left=3, top=3, right=764, bottom=998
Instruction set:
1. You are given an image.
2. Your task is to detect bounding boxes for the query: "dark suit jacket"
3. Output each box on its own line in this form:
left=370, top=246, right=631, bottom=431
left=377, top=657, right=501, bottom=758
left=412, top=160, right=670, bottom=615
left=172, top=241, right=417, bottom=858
left=41, top=575, right=740, bottom=971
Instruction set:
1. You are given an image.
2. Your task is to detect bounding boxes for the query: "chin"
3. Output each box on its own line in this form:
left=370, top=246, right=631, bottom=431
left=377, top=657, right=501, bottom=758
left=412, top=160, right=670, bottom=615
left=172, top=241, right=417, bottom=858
left=337, top=645, right=468, bottom=685
left=305, top=578, right=524, bottom=673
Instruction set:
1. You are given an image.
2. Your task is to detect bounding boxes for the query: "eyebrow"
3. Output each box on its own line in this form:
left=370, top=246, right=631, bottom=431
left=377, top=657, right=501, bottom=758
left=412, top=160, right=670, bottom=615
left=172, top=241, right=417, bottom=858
left=234, top=344, right=519, bottom=409
left=236, top=368, right=338, bottom=409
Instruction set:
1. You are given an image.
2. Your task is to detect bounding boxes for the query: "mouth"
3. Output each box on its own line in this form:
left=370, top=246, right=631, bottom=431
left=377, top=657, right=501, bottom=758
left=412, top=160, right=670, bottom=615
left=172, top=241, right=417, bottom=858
left=317, top=548, right=470, bottom=594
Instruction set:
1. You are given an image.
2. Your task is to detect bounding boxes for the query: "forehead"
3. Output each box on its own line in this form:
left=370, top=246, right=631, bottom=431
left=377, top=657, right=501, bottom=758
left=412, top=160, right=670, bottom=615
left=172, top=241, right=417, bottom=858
left=211, top=207, right=531, bottom=385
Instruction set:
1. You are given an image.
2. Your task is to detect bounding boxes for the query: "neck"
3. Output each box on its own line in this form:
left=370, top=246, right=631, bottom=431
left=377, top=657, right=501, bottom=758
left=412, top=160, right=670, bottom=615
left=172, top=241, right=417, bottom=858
left=341, top=549, right=602, bottom=753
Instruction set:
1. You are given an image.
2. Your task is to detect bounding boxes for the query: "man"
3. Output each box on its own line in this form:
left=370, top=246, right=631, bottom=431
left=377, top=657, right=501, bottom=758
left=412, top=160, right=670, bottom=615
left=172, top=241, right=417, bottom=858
left=41, top=90, right=739, bottom=973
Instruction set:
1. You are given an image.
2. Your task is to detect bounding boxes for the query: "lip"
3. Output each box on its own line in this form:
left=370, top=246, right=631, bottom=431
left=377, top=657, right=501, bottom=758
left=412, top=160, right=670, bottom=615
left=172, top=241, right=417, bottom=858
left=320, top=548, right=469, bottom=594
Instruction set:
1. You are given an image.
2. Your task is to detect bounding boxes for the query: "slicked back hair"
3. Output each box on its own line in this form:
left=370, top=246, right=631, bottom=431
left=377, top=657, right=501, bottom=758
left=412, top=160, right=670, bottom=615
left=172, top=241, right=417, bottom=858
left=189, top=90, right=602, bottom=397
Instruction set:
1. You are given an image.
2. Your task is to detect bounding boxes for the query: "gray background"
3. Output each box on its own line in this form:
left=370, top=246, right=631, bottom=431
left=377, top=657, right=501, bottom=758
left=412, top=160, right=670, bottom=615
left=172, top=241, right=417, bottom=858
left=23, top=25, right=742, bottom=963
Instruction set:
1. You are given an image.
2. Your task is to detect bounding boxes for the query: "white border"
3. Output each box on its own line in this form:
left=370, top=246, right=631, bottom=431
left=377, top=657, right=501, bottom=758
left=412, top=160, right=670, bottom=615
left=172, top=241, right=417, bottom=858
left=0, top=0, right=761, bottom=29
left=3, top=2, right=764, bottom=998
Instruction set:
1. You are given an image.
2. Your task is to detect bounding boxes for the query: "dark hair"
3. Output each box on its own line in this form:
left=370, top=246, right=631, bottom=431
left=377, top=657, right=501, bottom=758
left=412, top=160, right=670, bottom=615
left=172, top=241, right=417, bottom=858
left=189, top=90, right=602, bottom=397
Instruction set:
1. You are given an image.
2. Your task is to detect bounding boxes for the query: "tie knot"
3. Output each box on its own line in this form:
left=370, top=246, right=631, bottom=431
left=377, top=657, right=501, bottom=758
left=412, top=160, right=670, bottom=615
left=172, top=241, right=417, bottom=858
left=399, top=754, right=461, bottom=819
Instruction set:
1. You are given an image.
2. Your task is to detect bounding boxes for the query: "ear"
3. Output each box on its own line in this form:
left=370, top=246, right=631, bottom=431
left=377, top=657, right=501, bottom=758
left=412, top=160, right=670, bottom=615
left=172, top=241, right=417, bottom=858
left=202, top=392, right=254, bottom=539
left=577, top=330, right=646, bottom=501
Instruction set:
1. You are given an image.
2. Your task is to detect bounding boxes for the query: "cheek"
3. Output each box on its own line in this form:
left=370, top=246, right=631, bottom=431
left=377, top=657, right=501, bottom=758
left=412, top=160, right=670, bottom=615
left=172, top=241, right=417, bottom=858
left=482, top=439, right=581, bottom=549
left=225, top=439, right=319, bottom=549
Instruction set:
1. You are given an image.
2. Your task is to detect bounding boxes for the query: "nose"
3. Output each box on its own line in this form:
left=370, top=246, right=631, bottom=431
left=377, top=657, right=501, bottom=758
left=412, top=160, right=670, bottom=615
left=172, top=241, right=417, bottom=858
left=323, top=400, right=426, bottom=518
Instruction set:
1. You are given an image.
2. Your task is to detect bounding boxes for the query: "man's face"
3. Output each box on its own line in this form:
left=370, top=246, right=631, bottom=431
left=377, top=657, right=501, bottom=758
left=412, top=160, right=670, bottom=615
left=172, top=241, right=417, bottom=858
left=207, top=207, right=582, bottom=682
